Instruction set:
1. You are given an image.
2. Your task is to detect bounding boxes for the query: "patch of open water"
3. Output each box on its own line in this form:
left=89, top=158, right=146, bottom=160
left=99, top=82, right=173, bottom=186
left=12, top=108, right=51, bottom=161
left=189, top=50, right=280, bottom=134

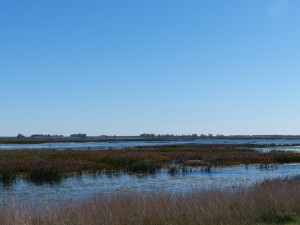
left=1, top=138, right=300, bottom=150
left=253, top=146, right=300, bottom=152
left=1, top=164, right=300, bottom=205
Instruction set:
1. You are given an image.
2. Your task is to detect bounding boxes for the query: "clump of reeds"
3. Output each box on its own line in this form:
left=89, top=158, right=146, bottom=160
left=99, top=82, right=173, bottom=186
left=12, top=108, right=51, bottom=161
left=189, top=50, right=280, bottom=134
left=28, top=167, right=64, bottom=183
left=274, top=153, right=300, bottom=163
left=127, top=160, right=160, bottom=173
left=97, top=157, right=161, bottom=173
left=0, top=168, right=17, bottom=184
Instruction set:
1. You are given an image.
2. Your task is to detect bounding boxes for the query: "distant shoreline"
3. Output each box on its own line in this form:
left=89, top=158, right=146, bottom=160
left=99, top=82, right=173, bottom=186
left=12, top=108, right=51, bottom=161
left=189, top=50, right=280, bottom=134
left=1, top=135, right=300, bottom=144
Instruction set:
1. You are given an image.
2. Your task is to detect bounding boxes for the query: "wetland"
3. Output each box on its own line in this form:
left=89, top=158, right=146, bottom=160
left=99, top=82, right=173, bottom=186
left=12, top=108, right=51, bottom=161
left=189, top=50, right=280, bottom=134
left=1, top=143, right=300, bottom=208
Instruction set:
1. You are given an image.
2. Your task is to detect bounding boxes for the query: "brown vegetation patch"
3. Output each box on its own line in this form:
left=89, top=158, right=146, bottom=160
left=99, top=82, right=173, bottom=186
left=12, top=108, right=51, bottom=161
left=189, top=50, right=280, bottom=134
left=0, top=145, right=300, bottom=177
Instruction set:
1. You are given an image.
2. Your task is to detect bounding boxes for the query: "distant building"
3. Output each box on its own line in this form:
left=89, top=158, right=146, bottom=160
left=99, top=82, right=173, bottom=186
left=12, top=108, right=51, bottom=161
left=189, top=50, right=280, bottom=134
left=17, top=134, right=25, bottom=138
left=70, top=133, right=87, bottom=138
left=140, top=133, right=156, bottom=137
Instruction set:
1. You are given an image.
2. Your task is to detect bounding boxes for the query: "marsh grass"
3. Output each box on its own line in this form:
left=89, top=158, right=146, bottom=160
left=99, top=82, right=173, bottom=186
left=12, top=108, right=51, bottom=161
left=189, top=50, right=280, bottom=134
left=1, top=177, right=300, bottom=225
left=97, top=157, right=161, bottom=173
left=28, top=167, right=64, bottom=183
left=0, top=145, right=300, bottom=183
left=259, top=210, right=298, bottom=224
left=0, top=168, right=17, bottom=184
left=128, top=160, right=160, bottom=173
left=274, top=153, right=300, bottom=164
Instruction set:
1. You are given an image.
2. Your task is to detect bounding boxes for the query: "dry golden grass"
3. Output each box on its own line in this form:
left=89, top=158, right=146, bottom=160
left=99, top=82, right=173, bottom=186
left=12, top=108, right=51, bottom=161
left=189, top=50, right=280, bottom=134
left=1, top=177, right=300, bottom=225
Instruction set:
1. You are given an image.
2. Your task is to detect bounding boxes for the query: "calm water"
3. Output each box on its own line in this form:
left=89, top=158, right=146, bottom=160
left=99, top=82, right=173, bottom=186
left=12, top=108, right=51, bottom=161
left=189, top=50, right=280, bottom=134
left=1, top=138, right=300, bottom=150
left=1, top=164, right=300, bottom=205
left=254, top=146, right=300, bottom=152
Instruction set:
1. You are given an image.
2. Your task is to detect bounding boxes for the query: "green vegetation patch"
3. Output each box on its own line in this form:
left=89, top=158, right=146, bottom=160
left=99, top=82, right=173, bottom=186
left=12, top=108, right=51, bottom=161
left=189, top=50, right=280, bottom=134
left=0, top=167, right=17, bottom=184
left=96, top=156, right=161, bottom=173
left=28, top=167, right=64, bottom=183
left=274, top=153, right=300, bottom=164
left=257, top=210, right=299, bottom=224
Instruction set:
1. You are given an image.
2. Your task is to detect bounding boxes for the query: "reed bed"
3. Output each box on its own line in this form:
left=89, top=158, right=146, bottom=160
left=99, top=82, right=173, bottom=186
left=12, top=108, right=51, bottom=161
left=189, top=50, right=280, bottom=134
left=1, top=177, right=300, bottom=225
left=1, top=144, right=300, bottom=183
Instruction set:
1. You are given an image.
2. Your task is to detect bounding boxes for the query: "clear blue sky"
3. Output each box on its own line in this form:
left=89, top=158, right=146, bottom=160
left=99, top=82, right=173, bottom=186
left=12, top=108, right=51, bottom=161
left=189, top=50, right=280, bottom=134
left=1, top=0, right=300, bottom=136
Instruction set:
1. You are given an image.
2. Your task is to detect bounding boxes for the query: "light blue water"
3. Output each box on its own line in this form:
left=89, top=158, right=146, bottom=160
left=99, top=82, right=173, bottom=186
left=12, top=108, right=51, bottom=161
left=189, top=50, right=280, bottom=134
left=1, top=164, right=300, bottom=205
left=1, top=138, right=300, bottom=150
left=253, top=146, right=300, bottom=152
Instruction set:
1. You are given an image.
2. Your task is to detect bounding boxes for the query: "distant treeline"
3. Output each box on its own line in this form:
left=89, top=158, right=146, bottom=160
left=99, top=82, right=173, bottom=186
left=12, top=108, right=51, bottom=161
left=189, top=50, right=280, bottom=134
left=139, top=133, right=224, bottom=137
left=18, top=133, right=87, bottom=138
left=30, top=134, right=64, bottom=138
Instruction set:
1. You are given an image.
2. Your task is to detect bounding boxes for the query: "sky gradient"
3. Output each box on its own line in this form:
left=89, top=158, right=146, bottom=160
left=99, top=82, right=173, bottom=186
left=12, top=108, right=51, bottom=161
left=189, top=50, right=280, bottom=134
left=1, top=0, right=300, bottom=136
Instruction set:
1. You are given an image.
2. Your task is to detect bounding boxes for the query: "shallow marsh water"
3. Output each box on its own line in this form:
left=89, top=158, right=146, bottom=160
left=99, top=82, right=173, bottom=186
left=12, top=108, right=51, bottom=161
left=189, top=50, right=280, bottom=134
left=1, top=138, right=300, bottom=150
left=1, top=164, right=300, bottom=206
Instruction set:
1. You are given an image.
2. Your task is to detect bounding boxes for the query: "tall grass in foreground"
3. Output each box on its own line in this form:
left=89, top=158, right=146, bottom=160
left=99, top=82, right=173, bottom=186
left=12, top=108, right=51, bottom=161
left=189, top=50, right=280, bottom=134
left=1, top=178, right=300, bottom=225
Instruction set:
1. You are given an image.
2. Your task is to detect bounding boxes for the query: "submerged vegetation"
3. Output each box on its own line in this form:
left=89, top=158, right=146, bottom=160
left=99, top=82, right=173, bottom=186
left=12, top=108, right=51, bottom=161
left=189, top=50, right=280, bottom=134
left=1, top=177, right=300, bottom=225
left=0, top=144, right=300, bottom=183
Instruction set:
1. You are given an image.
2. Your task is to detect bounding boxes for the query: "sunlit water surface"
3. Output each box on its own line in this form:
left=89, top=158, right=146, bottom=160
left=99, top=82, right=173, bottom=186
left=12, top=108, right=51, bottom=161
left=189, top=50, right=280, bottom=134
left=1, top=138, right=300, bottom=150
left=1, top=164, right=300, bottom=206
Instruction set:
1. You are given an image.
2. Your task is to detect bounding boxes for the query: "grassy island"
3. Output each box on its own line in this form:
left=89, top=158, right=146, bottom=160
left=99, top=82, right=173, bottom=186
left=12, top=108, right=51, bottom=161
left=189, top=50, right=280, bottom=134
left=1, top=144, right=300, bottom=183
